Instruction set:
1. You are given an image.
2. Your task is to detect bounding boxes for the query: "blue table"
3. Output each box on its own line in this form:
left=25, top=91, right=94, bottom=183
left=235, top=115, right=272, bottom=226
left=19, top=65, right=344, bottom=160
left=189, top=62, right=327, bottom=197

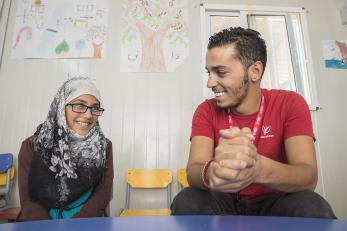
left=1, top=215, right=347, bottom=231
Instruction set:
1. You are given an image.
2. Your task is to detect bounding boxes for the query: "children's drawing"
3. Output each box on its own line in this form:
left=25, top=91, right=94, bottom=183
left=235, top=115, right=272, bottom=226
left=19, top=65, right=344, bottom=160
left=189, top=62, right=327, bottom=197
left=322, top=40, right=347, bottom=69
left=55, top=39, right=69, bottom=56
left=86, top=26, right=107, bottom=59
left=121, top=0, right=189, bottom=72
left=11, top=0, right=108, bottom=59
left=12, top=26, right=32, bottom=49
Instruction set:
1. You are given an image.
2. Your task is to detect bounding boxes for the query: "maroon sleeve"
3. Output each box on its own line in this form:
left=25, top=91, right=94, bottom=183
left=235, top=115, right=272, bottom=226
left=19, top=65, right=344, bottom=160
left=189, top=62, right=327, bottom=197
left=284, top=92, right=315, bottom=140
left=72, top=139, right=114, bottom=218
left=17, top=136, right=50, bottom=221
left=191, top=100, right=215, bottom=140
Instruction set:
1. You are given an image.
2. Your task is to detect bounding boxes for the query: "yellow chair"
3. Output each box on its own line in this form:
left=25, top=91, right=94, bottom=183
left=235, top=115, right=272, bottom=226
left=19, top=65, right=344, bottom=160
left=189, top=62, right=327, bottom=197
left=177, top=168, right=189, bottom=190
left=0, top=153, right=20, bottom=222
left=120, top=169, right=172, bottom=216
left=0, top=167, right=14, bottom=186
left=0, top=153, right=15, bottom=211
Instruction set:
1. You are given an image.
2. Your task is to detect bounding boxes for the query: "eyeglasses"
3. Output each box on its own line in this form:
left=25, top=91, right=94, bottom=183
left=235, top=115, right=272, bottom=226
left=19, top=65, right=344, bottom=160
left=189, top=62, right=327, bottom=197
left=66, top=103, right=105, bottom=116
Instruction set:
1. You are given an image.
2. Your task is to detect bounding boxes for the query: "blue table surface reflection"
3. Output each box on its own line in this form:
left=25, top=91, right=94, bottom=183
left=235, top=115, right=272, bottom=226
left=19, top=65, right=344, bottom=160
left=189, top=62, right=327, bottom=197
left=1, top=215, right=347, bottom=231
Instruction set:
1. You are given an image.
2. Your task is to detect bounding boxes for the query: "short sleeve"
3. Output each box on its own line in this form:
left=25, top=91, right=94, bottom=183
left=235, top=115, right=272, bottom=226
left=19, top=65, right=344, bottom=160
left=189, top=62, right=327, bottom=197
left=191, top=101, right=215, bottom=140
left=283, top=92, right=315, bottom=140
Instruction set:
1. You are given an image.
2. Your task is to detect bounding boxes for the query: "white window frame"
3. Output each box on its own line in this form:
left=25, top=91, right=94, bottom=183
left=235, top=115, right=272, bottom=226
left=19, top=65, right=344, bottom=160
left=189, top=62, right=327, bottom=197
left=200, top=4, right=319, bottom=111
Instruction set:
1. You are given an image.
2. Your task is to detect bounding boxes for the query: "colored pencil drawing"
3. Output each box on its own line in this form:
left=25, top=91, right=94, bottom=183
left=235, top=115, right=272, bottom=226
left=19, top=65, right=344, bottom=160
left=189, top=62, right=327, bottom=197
left=11, top=0, right=108, bottom=59
left=322, top=40, right=347, bottom=69
left=120, top=0, right=189, bottom=72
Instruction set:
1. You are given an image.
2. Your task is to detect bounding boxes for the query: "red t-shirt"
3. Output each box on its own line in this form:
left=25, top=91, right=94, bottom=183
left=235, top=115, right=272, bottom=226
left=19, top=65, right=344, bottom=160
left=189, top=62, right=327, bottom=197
left=191, top=89, right=314, bottom=199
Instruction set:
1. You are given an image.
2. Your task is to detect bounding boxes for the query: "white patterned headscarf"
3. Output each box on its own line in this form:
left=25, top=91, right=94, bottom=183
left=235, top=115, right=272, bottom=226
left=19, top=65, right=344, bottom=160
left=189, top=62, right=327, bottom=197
left=28, top=77, right=107, bottom=208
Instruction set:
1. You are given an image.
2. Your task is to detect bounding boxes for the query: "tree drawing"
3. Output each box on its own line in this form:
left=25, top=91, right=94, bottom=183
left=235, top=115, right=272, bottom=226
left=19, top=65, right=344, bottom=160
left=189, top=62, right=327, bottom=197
left=86, top=26, right=107, bottom=59
left=121, top=0, right=188, bottom=72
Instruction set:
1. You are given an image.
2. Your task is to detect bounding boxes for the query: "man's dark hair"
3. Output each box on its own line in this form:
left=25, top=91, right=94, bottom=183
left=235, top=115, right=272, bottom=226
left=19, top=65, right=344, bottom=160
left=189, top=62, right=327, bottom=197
left=208, top=27, right=267, bottom=73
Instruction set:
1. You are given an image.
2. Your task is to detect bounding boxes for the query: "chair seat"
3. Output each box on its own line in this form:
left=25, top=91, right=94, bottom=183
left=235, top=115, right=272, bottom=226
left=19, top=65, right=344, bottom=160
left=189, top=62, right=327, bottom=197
left=0, top=207, right=20, bottom=220
left=120, top=208, right=171, bottom=217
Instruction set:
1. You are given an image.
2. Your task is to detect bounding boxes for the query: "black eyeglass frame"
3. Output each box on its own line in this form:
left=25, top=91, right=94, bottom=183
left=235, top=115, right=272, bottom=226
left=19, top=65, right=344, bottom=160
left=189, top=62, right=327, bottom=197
left=66, top=103, right=105, bottom=116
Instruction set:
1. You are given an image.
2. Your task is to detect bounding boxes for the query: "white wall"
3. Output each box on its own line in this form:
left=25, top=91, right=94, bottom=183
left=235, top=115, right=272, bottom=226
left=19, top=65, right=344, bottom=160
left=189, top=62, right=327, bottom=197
left=305, top=0, right=347, bottom=219
left=0, top=0, right=347, bottom=218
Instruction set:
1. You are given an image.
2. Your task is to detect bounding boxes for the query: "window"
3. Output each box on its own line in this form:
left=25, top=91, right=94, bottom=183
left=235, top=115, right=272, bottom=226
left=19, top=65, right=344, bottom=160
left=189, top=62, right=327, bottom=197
left=200, top=4, right=318, bottom=110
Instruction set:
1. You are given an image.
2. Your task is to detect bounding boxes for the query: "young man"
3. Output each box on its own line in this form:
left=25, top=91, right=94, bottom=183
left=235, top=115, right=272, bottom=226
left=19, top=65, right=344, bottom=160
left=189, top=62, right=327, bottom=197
left=171, top=27, right=336, bottom=218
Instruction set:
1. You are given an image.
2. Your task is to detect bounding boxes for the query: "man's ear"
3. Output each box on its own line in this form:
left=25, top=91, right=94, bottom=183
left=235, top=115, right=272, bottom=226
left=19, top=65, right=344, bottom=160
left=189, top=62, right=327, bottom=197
left=248, top=61, right=264, bottom=82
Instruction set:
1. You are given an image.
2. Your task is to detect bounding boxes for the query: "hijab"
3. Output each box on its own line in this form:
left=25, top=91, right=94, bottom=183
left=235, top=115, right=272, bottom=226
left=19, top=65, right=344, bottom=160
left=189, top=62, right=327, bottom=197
left=28, top=77, right=107, bottom=209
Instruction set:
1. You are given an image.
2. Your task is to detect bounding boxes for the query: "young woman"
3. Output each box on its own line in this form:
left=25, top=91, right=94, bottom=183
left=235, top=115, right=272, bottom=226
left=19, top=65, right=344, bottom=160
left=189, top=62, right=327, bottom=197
left=18, top=77, right=113, bottom=220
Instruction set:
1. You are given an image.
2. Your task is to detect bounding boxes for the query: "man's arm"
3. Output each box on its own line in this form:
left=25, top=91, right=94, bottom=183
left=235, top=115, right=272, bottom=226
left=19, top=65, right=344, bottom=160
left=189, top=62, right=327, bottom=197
left=255, top=135, right=317, bottom=192
left=252, top=92, right=318, bottom=192
left=186, top=136, right=214, bottom=189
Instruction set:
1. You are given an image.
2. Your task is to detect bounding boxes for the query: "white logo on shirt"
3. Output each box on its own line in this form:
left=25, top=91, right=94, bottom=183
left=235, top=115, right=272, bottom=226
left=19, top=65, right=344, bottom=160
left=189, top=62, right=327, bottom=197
left=262, top=126, right=271, bottom=135
left=261, top=125, right=274, bottom=139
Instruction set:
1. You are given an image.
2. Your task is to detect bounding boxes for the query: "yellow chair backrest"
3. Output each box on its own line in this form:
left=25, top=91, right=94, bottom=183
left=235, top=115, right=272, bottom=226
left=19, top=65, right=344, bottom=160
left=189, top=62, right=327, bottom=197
left=177, top=168, right=189, bottom=189
left=127, top=169, right=172, bottom=188
left=0, top=166, right=15, bottom=186
left=120, top=168, right=173, bottom=217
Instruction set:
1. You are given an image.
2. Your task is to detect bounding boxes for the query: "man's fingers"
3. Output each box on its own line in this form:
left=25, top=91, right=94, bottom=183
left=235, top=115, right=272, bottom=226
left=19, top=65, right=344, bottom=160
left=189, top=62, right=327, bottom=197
left=219, top=159, right=247, bottom=169
left=220, top=127, right=254, bottom=142
left=241, top=127, right=252, bottom=134
left=219, top=127, right=241, bottom=138
left=241, top=127, right=254, bottom=141
left=219, top=158, right=255, bottom=169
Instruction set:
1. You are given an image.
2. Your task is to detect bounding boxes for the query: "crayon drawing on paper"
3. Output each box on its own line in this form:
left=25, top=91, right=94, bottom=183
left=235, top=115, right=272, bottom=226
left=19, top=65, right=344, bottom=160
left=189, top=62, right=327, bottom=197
left=322, top=40, right=347, bottom=69
left=120, top=0, right=189, bottom=72
left=11, top=0, right=108, bottom=59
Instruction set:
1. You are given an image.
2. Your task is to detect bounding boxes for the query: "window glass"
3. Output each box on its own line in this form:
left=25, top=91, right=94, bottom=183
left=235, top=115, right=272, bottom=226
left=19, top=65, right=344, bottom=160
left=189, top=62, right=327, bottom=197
left=249, top=15, right=296, bottom=92
left=210, top=16, right=240, bottom=34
